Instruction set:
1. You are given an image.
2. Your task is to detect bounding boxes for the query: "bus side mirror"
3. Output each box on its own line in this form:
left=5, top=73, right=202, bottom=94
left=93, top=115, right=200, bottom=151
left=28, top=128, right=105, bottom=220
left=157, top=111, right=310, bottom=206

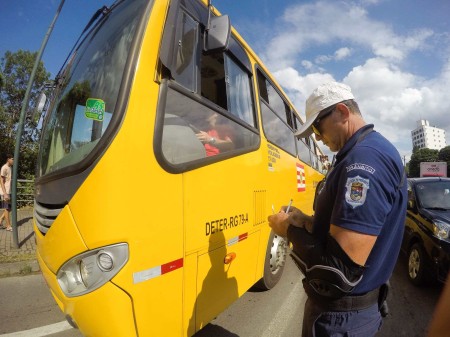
left=204, top=15, right=230, bottom=53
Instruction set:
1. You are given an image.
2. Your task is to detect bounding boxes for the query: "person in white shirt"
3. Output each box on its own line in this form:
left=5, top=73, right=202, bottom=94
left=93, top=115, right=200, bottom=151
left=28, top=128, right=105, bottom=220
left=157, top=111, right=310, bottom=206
left=1, top=154, right=14, bottom=231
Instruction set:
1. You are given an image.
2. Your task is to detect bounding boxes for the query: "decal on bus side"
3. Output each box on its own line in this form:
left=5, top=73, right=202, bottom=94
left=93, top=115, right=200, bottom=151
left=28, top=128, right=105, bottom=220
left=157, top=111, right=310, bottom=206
left=227, top=233, right=248, bottom=246
left=297, top=163, right=306, bottom=192
left=205, top=213, right=249, bottom=236
left=133, top=258, right=183, bottom=284
left=267, top=143, right=280, bottom=171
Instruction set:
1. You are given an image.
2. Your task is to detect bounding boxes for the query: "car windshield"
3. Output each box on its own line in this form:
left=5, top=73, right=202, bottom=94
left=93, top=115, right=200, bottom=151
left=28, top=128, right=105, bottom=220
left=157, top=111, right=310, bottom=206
left=415, top=181, right=450, bottom=210
left=37, top=0, right=147, bottom=177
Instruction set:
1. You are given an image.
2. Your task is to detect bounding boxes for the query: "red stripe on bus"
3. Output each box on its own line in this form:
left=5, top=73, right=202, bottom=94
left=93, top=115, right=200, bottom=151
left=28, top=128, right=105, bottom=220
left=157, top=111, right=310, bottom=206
left=238, top=233, right=248, bottom=241
left=161, top=258, right=183, bottom=275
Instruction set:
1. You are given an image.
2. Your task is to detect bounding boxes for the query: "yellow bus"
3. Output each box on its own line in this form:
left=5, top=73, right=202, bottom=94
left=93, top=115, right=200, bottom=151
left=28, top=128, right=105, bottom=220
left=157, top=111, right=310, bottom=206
left=34, top=0, right=326, bottom=335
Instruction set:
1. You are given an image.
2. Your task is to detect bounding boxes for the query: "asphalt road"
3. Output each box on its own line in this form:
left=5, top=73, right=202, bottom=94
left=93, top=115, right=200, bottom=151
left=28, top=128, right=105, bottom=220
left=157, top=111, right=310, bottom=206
left=193, top=257, right=307, bottom=337
left=377, top=253, right=443, bottom=337
left=194, top=253, right=444, bottom=337
left=0, top=253, right=444, bottom=337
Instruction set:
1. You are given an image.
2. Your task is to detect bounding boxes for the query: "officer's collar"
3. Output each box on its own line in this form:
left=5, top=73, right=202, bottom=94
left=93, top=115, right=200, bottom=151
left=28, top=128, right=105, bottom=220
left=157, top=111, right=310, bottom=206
left=335, top=124, right=374, bottom=163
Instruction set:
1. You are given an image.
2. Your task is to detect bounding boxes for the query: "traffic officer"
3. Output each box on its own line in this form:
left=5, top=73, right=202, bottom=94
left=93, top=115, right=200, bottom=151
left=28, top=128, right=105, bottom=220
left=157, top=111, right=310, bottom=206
left=269, top=82, right=407, bottom=337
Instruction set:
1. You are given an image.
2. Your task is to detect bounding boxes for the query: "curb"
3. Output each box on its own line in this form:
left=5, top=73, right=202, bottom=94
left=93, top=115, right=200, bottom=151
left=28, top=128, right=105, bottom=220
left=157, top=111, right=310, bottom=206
left=0, top=259, right=40, bottom=278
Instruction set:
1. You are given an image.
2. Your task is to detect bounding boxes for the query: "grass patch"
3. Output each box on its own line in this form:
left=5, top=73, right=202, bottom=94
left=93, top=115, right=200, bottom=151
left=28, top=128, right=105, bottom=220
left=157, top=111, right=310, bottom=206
left=19, top=265, right=33, bottom=275
left=0, top=253, right=36, bottom=263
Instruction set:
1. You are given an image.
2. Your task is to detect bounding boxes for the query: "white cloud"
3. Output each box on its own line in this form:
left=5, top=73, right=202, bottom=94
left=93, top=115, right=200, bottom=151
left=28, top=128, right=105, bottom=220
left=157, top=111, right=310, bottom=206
left=262, top=1, right=431, bottom=71
left=301, top=60, right=314, bottom=70
left=314, top=48, right=352, bottom=65
left=335, top=47, right=351, bottom=60
left=258, top=0, right=447, bottom=161
left=315, top=54, right=332, bottom=64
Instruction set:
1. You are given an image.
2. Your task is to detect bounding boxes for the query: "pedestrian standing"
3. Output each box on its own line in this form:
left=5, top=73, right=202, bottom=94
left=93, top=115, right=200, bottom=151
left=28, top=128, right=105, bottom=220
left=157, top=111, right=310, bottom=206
left=1, top=154, right=14, bottom=232
left=268, top=82, right=407, bottom=337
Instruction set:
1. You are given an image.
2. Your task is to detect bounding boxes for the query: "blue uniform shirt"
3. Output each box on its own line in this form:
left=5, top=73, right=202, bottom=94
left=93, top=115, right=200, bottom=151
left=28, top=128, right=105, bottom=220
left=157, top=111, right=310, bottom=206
left=313, top=124, right=407, bottom=294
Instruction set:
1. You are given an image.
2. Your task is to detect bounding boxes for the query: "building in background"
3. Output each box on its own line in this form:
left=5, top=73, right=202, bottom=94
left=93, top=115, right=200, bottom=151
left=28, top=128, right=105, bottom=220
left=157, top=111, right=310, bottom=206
left=411, top=119, right=447, bottom=150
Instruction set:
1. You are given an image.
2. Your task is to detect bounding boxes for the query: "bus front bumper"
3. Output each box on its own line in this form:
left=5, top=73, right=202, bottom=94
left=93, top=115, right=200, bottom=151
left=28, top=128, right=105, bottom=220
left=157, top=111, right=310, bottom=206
left=37, top=250, right=138, bottom=336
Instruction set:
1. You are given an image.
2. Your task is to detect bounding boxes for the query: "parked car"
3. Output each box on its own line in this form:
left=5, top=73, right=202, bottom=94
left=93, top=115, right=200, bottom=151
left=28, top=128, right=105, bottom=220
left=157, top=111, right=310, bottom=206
left=402, top=177, right=450, bottom=285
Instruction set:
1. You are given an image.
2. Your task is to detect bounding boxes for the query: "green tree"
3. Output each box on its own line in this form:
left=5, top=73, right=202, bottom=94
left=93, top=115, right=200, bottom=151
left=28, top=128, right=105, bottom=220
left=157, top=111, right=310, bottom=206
left=0, top=50, right=50, bottom=177
left=438, top=146, right=450, bottom=176
left=408, top=147, right=439, bottom=177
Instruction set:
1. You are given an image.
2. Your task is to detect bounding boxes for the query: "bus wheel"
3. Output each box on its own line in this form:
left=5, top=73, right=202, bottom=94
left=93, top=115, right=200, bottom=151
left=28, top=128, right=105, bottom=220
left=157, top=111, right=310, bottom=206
left=255, top=231, right=287, bottom=290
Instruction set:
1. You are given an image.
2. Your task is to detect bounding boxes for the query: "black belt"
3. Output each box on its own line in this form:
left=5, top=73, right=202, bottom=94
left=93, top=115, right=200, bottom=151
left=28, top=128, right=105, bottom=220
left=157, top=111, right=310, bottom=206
left=303, top=279, right=380, bottom=312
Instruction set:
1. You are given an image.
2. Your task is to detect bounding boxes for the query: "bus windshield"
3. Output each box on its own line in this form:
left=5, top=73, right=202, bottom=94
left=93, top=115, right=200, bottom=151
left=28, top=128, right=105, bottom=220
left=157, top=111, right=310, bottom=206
left=37, top=0, right=147, bottom=177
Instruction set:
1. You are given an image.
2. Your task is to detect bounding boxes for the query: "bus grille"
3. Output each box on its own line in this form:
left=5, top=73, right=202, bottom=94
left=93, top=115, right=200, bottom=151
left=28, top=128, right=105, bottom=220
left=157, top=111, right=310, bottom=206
left=34, top=200, right=65, bottom=235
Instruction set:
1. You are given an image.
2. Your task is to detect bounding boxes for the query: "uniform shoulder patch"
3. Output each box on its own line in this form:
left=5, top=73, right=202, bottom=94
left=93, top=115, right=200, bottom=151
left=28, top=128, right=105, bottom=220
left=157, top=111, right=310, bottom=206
left=345, top=176, right=370, bottom=209
left=345, top=163, right=375, bottom=174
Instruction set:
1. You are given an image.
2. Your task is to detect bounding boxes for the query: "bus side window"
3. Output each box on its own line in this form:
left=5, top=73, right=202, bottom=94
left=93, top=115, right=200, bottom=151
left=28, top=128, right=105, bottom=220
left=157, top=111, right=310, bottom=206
left=294, top=115, right=322, bottom=168
left=224, top=55, right=255, bottom=127
left=286, top=110, right=294, bottom=129
left=297, top=138, right=312, bottom=165
left=162, top=113, right=206, bottom=164
left=257, top=70, right=296, bottom=156
left=157, top=8, right=259, bottom=169
left=200, top=42, right=256, bottom=129
left=160, top=85, right=259, bottom=166
left=201, top=51, right=227, bottom=109
left=260, top=76, right=290, bottom=124
left=172, top=11, right=199, bottom=92
left=310, top=142, right=319, bottom=170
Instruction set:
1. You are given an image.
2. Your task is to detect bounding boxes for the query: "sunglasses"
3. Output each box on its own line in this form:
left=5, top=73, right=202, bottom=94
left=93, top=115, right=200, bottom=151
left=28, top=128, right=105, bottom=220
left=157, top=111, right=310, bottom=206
left=312, top=108, right=334, bottom=136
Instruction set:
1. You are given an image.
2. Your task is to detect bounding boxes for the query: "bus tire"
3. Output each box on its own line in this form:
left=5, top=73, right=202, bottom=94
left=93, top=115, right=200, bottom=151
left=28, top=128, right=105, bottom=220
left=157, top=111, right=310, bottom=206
left=255, top=230, right=287, bottom=290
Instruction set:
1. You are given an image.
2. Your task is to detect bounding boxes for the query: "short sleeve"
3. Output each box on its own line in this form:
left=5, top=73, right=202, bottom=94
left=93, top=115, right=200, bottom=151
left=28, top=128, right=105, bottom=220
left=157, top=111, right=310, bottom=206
left=331, top=147, right=396, bottom=235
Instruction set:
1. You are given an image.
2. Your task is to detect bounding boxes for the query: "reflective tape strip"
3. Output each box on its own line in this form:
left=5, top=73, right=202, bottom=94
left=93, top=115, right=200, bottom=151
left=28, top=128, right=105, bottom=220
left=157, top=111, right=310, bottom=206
left=161, top=258, right=183, bottom=274
left=228, top=232, right=248, bottom=246
left=239, top=233, right=248, bottom=241
left=297, top=163, right=306, bottom=192
left=133, top=258, right=183, bottom=284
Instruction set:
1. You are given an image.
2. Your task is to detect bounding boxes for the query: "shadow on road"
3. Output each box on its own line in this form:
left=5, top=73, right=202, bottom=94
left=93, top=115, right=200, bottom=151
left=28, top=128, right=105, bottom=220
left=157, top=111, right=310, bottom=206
left=193, top=324, right=239, bottom=337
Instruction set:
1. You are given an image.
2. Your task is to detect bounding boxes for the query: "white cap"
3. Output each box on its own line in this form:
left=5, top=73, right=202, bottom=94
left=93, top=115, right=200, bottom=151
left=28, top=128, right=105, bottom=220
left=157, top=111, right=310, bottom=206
left=295, top=82, right=354, bottom=137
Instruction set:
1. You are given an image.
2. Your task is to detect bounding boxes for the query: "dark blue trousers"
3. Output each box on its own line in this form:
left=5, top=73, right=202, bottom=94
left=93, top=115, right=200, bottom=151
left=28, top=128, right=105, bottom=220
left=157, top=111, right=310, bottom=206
left=302, top=297, right=382, bottom=337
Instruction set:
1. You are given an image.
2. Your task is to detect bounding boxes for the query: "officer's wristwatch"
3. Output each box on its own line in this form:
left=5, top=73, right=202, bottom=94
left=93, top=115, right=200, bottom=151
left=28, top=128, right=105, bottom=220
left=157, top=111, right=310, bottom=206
left=209, top=137, right=216, bottom=144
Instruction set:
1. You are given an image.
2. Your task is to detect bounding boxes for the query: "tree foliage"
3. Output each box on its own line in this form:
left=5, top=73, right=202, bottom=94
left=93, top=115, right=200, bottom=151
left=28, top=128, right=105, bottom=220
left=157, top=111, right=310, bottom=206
left=438, top=146, right=450, bottom=176
left=0, top=50, right=50, bottom=177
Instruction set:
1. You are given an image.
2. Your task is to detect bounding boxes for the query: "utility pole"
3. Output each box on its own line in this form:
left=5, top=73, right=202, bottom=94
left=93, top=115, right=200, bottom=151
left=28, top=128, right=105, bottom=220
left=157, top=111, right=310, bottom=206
left=11, top=0, right=65, bottom=248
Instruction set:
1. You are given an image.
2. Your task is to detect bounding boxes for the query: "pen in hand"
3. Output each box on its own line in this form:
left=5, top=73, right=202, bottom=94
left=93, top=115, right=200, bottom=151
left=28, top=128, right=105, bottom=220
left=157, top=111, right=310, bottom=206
left=285, top=199, right=293, bottom=213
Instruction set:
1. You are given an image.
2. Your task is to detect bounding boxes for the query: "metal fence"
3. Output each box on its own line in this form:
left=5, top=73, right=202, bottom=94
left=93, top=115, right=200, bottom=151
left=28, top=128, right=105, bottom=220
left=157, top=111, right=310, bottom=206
left=16, top=179, right=34, bottom=208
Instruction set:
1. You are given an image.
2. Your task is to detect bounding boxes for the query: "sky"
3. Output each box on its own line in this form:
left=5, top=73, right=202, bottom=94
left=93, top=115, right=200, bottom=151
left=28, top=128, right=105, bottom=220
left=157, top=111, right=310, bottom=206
left=1, top=0, right=450, bottom=162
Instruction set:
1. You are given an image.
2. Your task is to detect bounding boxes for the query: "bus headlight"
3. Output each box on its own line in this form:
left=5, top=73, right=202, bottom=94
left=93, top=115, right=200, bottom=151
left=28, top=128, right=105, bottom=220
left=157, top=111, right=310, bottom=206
left=57, top=243, right=128, bottom=297
left=432, top=220, right=450, bottom=240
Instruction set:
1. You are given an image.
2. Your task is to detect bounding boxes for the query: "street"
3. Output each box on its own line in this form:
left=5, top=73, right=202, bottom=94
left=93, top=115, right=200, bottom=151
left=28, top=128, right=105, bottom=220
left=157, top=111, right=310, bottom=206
left=0, top=273, right=81, bottom=337
left=195, top=253, right=443, bottom=337
left=0, top=253, right=443, bottom=337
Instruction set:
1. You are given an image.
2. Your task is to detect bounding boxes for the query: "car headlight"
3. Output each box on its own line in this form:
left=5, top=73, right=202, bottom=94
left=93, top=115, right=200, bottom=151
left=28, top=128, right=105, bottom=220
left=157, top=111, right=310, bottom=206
left=57, top=243, right=128, bottom=297
left=432, top=220, right=450, bottom=240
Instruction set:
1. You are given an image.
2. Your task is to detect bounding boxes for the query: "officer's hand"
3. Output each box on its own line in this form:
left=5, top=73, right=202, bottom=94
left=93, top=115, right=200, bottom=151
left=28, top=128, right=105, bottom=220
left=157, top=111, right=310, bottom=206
left=268, top=211, right=289, bottom=237
left=283, top=206, right=311, bottom=231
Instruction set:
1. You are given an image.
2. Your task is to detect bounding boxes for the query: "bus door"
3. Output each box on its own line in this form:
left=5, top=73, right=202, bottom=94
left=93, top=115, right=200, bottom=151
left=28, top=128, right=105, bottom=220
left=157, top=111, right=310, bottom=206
left=155, top=1, right=264, bottom=332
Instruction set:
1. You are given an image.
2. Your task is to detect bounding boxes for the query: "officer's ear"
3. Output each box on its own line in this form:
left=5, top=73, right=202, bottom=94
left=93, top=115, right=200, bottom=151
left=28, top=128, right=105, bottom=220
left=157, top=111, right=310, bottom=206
left=335, top=103, right=350, bottom=122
